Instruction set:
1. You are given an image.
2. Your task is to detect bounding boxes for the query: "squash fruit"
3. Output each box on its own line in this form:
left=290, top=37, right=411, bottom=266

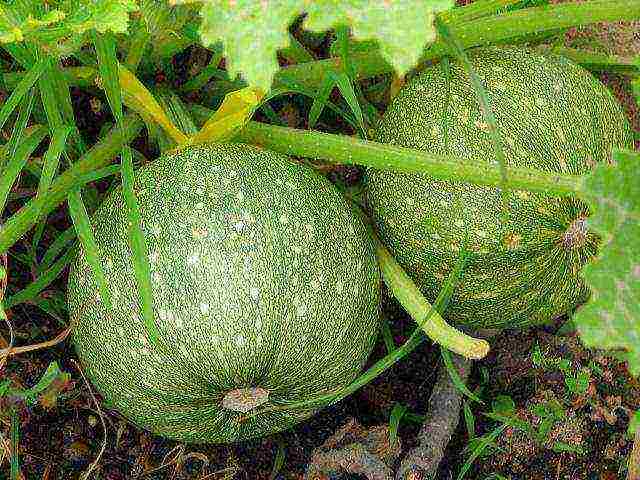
left=67, top=144, right=381, bottom=443
left=364, top=47, right=633, bottom=330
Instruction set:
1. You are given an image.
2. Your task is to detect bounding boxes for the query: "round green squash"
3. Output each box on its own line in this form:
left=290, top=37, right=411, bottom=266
left=364, top=47, right=633, bottom=330
left=67, top=144, right=381, bottom=444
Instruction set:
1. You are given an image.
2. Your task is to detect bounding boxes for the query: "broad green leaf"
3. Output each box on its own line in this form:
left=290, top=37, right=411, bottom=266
left=574, top=149, right=640, bottom=374
left=0, top=0, right=138, bottom=56
left=191, top=0, right=454, bottom=91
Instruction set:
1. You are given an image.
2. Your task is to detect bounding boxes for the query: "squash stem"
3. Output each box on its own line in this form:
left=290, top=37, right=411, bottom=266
left=234, top=121, right=584, bottom=197
left=372, top=234, right=490, bottom=360
left=349, top=201, right=490, bottom=360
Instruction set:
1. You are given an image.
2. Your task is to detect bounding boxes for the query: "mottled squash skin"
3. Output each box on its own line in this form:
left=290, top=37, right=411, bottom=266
left=365, top=47, right=633, bottom=330
left=68, top=144, right=381, bottom=444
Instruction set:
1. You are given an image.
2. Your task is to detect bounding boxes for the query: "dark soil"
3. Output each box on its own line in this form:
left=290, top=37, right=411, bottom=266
left=1, top=2, right=639, bottom=480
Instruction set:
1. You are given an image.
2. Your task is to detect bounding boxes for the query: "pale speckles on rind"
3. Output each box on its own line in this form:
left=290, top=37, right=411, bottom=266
left=293, top=296, right=307, bottom=317
left=250, top=287, right=260, bottom=302
left=199, top=302, right=210, bottom=315
left=279, top=214, right=289, bottom=225
left=69, top=144, right=381, bottom=443
left=186, top=253, right=200, bottom=266
left=158, top=309, right=174, bottom=322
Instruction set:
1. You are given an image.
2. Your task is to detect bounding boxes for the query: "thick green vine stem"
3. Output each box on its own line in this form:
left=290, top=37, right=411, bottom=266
left=234, top=121, right=584, bottom=197
left=423, top=0, right=640, bottom=63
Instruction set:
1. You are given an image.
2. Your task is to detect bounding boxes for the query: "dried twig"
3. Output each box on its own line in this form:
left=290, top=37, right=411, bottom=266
left=396, top=353, right=471, bottom=480
left=305, top=418, right=400, bottom=480
left=74, top=360, right=108, bottom=480
left=0, top=327, right=71, bottom=360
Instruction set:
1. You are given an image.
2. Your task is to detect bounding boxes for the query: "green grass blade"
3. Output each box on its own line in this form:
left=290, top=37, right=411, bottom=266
left=2, top=43, right=34, bottom=69
left=47, top=59, right=86, bottom=155
left=0, top=58, right=46, bottom=132
left=35, top=126, right=72, bottom=209
left=441, top=346, right=484, bottom=404
left=434, top=16, right=508, bottom=192
left=48, top=62, right=77, bottom=127
left=381, top=315, right=397, bottom=354
left=10, top=407, right=20, bottom=480
left=329, top=69, right=366, bottom=136
left=93, top=32, right=124, bottom=122
left=180, top=46, right=224, bottom=93
left=73, top=165, right=122, bottom=188
left=123, top=24, right=151, bottom=72
left=268, top=437, right=287, bottom=480
left=256, top=244, right=477, bottom=413
left=5, top=86, right=37, bottom=162
left=372, top=231, right=487, bottom=359
left=120, top=145, right=161, bottom=348
left=37, top=226, right=76, bottom=275
left=444, top=0, right=521, bottom=22
left=457, top=425, right=507, bottom=480
left=67, top=188, right=112, bottom=310
left=95, top=32, right=161, bottom=348
left=0, top=113, right=144, bottom=255
left=0, top=125, right=48, bottom=213
left=389, top=403, right=408, bottom=448
left=38, top=60, right=68, bottom=135
left=5, top=245, right=77, bottom=309
left=463, top=400, right=476, bottom=438
left=308, top=73, right=335, bottom=129
left=30, top=125, right=72, bottom=257
left=155, top=89, right=198, bottom=135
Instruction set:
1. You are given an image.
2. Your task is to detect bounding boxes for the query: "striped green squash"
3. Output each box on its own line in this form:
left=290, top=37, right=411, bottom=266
left=67, top=144, right=381, bottom=443
left=365, top=47, right=633, bottom=330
